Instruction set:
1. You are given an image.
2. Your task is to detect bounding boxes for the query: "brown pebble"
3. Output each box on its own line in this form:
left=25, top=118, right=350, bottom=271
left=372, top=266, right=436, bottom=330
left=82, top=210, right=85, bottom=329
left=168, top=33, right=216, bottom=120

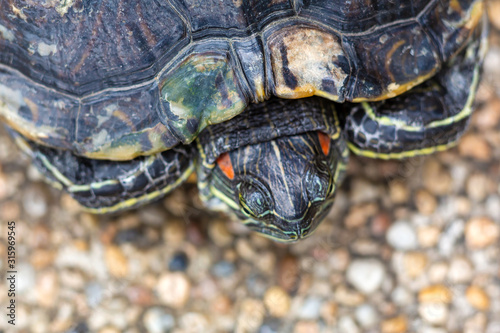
left=458, top=134, right=492, bottom=161
left=105, top=245, right=129, bottom=278
left=212, top=295, right=232, bottom=314
left=0, top=200, right=20, bottom=221
left=264, top=286, right=291, bottom=318
left=320, top=302, right=338, bottom=325
left=126, top=286, right=153, bottom=306
left=466, top=285, right=490, bottom=311
left=488, top=0, right=500, bottom=30
left=344, top=202, right=378, bottom=229
left=465, top=217, right=500, bottom=249
left=423, top=159, right=452, bottom=195
left=473, top=98, right=500, bottom=130
left=208, top=220, right=233, bottom=247
left=371, top=212, right=392, bottom=236
left=403, top=252, right=427, bottom=278
left=466, top=173, right=490, bottom=202
left=162, top=218, right=186, bottom=246
left=30, top=249, right=56, bottom=269
left=418, top=285, right=452, bottom=304
left=237, top=298, right=265, bottom=331
left=381, top=315, right=408, bottom=333
left=417, top=225, right=441, bottom=248
left=294, top=321, right=319, bottom=333
left=60, top=193, right=83, bottom=213
left=334, top=286, right=365, bottom=306
left=454, top=196, right=472, bottom=216
left=389, top=180, right=410, bottom=204
left=414, top=189, right=437, bottom=215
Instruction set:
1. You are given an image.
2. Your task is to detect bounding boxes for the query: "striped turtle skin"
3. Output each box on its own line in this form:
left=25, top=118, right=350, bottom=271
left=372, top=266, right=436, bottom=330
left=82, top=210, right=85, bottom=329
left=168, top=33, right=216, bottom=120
left=0, top=1, right=489, bottom=241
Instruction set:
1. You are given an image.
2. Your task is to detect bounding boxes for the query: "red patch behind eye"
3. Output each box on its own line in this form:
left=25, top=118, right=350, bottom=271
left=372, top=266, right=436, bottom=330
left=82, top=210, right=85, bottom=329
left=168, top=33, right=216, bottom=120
left=216, top=152, right=235, bottom=179
left=317, top=132, right=331, bottom=155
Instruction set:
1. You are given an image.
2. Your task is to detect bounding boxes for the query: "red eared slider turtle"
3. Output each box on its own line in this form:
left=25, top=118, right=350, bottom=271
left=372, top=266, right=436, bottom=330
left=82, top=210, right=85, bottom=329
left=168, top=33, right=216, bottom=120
left=0, top=1, right=488, bottom=241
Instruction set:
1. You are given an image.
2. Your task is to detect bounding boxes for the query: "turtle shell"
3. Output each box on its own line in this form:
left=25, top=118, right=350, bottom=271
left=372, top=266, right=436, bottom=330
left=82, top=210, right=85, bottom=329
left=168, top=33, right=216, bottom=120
left=0, top=0, right=483, bottom=160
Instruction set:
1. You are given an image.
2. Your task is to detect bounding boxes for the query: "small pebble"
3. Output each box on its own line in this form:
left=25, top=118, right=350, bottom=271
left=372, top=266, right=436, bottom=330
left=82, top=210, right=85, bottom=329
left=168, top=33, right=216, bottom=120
left=414, top=189, right=437, bottom=215
left=320, top=301, right=338, bottom=325
left=386, top=221, right=418, bottom=250
left=418, top=302, right=449, bottom=325
left=338, top=316, right=360, bottom=333
left=381, top=315, right=408, bottom=333
left=334, top=286, right=365, bottom=306
left=294, top=321, right=319, bottom=333
left=237, top=299, right=265, bottom=332
left=208, top=220, right=233, bottom=247
left=298, top=296, right=322, bottom=320
left=168, top=251, right=189, bottom=272
left=466, top=285, right=490, bottom=311
left=278, top=255, right=300, bottom=292
left=105, top=245, right=129, bottom=278
left=355, top=304, right=378, bottom=329
left=156, top=272, right=190, bottom=309
left=465, top=217, right=500, bottom=249
left=488, top=1, right=500, bottom=30
left=346, top=259, right=386, bottom=294
left=143, top=307, right=175, bottom=333
left=466, top=173, right=490, bottom=202
left=417, top=225, right=441, bottom=248
left=211, top=260, right=236, bottom=278
left=423, top=159, right=452, bottom=195
left=458, top=134, right=491, bottom=161
left=447, top=257, right=473, bottom=283
left=419, top=285, right=453, bottom=304
left=179, top=312, right=209, bottom=331
left=403, top=252, right=427, bottom=278
left=389, top=180, right=410, bottom=204
left=263, top=286, right=291, bottom=318
left=36, top=270, right=59, bottom=308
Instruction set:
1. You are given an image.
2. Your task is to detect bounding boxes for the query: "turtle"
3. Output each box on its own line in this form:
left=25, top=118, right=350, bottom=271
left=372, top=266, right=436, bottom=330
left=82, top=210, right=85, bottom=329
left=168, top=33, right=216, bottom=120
left=0, top=0, right=488, bottom=241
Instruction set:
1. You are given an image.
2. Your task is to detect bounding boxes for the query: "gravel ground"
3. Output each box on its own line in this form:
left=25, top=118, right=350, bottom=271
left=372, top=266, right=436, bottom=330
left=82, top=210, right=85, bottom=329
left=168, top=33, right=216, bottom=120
left=1, top=4, right=500, bottom=333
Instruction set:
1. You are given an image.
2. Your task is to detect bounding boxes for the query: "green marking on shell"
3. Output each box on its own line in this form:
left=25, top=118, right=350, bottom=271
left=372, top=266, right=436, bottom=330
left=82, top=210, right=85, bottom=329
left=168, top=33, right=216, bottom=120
left=160, top=53, right=247, bottom=143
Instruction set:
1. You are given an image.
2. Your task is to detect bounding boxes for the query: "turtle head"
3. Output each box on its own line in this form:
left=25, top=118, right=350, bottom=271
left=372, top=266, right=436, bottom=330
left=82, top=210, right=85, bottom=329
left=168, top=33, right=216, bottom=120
left=209, top=131, right=345, bottom=242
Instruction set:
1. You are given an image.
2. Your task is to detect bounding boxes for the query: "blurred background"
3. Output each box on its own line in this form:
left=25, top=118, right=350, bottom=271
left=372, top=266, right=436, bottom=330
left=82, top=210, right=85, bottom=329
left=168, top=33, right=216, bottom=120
left=1, top=2, right=500, bottom=333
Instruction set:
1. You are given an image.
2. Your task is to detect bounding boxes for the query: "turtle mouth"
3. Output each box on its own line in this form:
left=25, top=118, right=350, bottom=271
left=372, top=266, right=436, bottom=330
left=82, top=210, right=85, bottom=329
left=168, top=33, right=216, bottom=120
left=241, top=199, right=334, bottom=242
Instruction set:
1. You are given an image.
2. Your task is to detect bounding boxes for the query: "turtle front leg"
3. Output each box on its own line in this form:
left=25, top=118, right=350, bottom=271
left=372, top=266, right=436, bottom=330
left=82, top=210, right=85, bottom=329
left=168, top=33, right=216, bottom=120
left=343, top=20, right=488, bottom=159
left=7, top=128, right=195, bottom=214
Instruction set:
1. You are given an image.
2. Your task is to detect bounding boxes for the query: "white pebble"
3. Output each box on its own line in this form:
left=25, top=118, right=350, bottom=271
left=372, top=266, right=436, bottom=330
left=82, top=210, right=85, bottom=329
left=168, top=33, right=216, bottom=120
left=386, top=221, right=418, bottom=250
left=346, top=259, right=386, bottom=294
left=355, top=304, right=378, bottom=328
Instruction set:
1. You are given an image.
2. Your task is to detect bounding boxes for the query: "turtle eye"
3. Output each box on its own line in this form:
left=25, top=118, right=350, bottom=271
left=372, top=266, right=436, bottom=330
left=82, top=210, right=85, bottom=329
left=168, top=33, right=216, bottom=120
left=238, top=182, right=271, bottom=218
left=304, top=162, right=331, bottom=202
